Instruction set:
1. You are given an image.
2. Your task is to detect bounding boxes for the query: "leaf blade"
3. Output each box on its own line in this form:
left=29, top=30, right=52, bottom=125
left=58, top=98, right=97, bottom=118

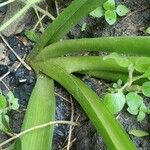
left=35, top=61, right=136, bottom=150
left=15, top=75, right=55, bottom=150
left=28, top=0, right=107, bottom=59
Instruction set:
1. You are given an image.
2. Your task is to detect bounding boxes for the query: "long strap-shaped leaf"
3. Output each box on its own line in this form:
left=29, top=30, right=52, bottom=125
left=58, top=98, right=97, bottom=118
left=28, top=0, right=107, bottom=59
left=80, top=70, right=129, bottom=82
left=16, top=75, right=55, bottom=150
left=35, top=36, right=150, bottom=61
left=34, top=56, right=142, bottom=74
left=34, top=62, right=136, bottom=150
left=34, top=55, right=148, bottom=84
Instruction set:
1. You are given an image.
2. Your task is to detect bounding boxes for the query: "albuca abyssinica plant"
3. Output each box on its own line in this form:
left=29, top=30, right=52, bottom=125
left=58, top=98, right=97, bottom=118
left=0, top=0, right=150, bottom=150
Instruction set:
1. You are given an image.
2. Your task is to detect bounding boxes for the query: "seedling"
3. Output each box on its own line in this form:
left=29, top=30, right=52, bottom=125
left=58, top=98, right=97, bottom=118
left=102, top=53, right=150, bottom=122
left=0, top=90, right=19, bottom=135
left=90, top=0, right=129, bottom=25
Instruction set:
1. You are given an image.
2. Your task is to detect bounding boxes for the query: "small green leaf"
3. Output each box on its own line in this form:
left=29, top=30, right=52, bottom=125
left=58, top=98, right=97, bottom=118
left=140, top=104, right=149, bottom=113
left=90, top=6, right=104, bottom=18
left=135, top=57, right=150, bottom=72
left=142, top=81, right=150, bottom=97
left=12, top=99, right=20, bottom=110
left=104, top=52, right=131, bottom=67
left=126, top=92, right=143, bottom=111
left=137, top=110, right=145, bottom=122
left=116, top=5, right=129, bottom=17
left=7, top=92, right=19, bottom=110
left=0, top=114, right=9, bottom=132
left=0, top=94, right=7, bottom=109
left=105, top=10, right=117, bottom=25
left=81, top=23, right=87, bottom=31
left=126, top=92, right=148, bottom=122
left=25, top=30, right=39, bottom=42
left=103, top=0, right=115, bottom=11
left=144, top=109, right=150, bottom=114
left=143, top=67, right=150, bottom=80
left=129, top=129, right=149, bottom=137
left=146, top=27, right=150, bottom=34
left=113, top=83, right=118, bottom=89
left=117, top=79, right=123, bottom=87
left=127, top=107, right=138, bottom=115
left=103, top=91, right=126, bottom=114
left=1, top=114, right=12, bottom=133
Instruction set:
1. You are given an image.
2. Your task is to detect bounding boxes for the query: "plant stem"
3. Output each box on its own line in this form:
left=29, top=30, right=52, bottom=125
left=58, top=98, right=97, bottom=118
left=0, top=4, right=31, bottom=33
left=34, top=36, right=150, bottom=61
left=120, top=65, right=146, bottom=91
left=132, top=74, right=145, bottom=82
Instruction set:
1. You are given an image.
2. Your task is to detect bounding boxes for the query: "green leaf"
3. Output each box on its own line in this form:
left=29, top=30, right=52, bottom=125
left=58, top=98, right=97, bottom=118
left=135, top=57, right=150, bottom=72
left=143, top=67, right=150, bottom=80
left=105, top=10, right=117, bottom=25
left=0, top=114, right=9, bottom=132
left=89, top=6, right=104, bottom=18
left=29, top=0, right=107, bottom=58
left=117, top=79, right=123, bottom=87
left=113, top=83, right=118, bottom=89
left=18, top=75, right=55, bottom=150
left=142, top=81, right=150, bottom=97
left=25, top=30, right=39, bottom=42
left=126, top=92, right=143, bottom=111
left=103, top=0, right=115, bottom=11
left=0, top=93, right=7, bottom=109
left=129, top=129, right=149, bottom=137
left=137, top=110, right=145, bottom=122
left=36, top=36, right=150, bottom=62
left=126, top=92, right=148, bottom=121
left=116, top=5, right=129, bottom=17
left=1, top=114, right=12, bottom=134
left=35, top=61, right=136, bottom=150
left=103, top=91, right=126, bottom=114
left=127, top=107, right=138, bottom=115
left=81, top=22, right=87, bottom=31
left=7, top=92, right=19, bottom=110
left=146, top=27, right=150, bottom=34
left=103, top=52, right=131, bottom=67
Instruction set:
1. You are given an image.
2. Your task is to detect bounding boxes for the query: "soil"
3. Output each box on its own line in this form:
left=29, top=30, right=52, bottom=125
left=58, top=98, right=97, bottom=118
left=0, top=0, right=150, bottom=150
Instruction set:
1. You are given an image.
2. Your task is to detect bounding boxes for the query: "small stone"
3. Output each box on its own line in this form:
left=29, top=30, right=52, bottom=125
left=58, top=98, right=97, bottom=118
left=8, top=52, right=17, bottom=62
left=0, top=64, right=8, bottom=76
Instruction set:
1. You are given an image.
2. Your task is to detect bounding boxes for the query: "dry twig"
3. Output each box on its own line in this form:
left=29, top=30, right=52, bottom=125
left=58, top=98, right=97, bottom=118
left=0, top=34, right=31, bottom=71
left=0, top=120, right=77, bottom=147
left=67, top=96, right=74, bottom=150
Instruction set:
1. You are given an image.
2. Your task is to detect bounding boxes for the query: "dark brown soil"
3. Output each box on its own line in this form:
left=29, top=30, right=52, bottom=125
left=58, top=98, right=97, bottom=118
left=0, top=0, right=150, bottom=150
